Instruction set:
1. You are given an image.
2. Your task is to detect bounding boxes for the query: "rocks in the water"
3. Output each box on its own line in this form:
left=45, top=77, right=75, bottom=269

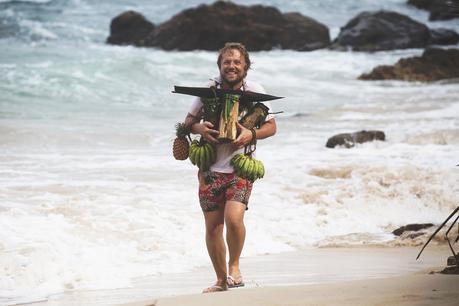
left=106, top=11, right=155, bottom=46
left=408, top=0, right=459, bottom=21
left=440, top=265, right=459, bottom=274
left=107, top=1, right=330, bottom=51
left=447, top=255, right=458, bottom=266
left=429, top=28, right=459, bottom=45
left=392, top=223, right=434, bottom=236
left=330, top=10, right=458, bottom=51
left=358, top=48, right=459, bottom=82
left=326, top=130, right=385, bottom=148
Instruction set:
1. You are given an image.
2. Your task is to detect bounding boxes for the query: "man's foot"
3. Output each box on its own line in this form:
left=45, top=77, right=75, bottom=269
left=202, top=283, right=228, bottom=293
left=227, top=275, right=245, bottom=288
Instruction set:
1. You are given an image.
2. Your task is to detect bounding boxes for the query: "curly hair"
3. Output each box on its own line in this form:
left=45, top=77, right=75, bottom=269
left=217, top=42, right=251, bottom=72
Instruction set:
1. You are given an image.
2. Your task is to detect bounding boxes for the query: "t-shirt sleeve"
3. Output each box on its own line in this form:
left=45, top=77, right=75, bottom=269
left=245, top=81, right=275, bottom=122
left=263, top=101, right=275, bottom=121
left=188, top=97, right=203, bottom=117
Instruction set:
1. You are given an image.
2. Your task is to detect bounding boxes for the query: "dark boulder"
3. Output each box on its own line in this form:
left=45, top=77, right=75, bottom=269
left=408, top=0, right=459, bottom=21
left=331, top=10, right=458, bottom=51
left=359, top=48, right=459, bottom=82
left=106, top=11, right=155, bottom=46
left=107, top=1, right=330, bottom=51
left=152, top=1, right=330, bottom=51
left=429, top=28, right=459, bottom=45
left=326, top=130, right=385, bottom=148
left=441, top=266, right=459, bottom=274
left=331, top=11, right=429, bottom=51
left=392, top=223, right=434, bottom=236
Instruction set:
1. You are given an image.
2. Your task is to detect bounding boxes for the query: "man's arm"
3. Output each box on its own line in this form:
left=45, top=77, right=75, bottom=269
left=233, top=118, right=276, bottom=148
left=184, top=112, right=220, bottom=144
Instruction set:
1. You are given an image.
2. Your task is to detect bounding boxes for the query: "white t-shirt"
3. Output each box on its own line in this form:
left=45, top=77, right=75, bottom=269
left=188, top=77, right=274, bottom=173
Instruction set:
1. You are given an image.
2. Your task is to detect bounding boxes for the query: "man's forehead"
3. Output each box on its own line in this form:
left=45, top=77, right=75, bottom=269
left=222, top=49, right=243, bottom=59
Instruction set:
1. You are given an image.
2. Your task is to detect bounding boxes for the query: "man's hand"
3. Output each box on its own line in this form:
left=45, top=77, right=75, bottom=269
left=193, top=121, right=220, bottom=144
left=232, top=122, right=254, bottom=148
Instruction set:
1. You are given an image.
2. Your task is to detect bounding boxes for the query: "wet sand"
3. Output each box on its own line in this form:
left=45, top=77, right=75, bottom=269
left=26, top=246, right=457, bottom=306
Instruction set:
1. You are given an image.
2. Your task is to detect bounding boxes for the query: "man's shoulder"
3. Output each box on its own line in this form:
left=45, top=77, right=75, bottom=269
left=244, top=80, right=266, bottom=94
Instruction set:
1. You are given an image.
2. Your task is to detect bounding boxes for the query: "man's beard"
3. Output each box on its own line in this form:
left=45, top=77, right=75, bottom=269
left=221, top=70, right=247, bottom=87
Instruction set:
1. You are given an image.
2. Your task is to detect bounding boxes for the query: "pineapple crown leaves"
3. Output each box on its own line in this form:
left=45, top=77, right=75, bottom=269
left=175, top=122, right=191, bottom=138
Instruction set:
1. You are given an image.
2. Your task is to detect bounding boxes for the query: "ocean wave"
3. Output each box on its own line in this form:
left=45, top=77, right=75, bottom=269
left=316, top=226, right=451, bottom=248
left=0, top=0, right=52, bottom=3
left=406, top=129, right=459, bottom=145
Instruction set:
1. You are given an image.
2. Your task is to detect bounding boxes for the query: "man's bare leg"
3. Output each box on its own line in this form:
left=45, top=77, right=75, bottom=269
left=203, top=208, right=228, bottom=290
left=225, top=200, right=246, bottom=281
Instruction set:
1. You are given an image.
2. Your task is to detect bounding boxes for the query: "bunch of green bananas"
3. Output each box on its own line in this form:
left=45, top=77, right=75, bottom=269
left=230, top=154, right=265, bottom=182
left=189, top=139, right=216, bottom=171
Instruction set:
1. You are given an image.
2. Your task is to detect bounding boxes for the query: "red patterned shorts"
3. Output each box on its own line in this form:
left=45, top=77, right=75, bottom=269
left=198, top=170, right=253, bottom=212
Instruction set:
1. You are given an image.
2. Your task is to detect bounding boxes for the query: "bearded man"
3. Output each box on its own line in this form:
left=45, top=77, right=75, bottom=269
left=184, top=42, right=276, bottom=293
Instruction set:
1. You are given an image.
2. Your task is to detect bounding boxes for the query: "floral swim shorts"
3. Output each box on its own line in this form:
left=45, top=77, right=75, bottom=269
left=198, top=170, right=253, bottom=212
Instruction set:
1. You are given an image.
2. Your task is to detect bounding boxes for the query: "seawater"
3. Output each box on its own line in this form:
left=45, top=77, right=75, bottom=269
left=1, top=0, right=459, bottom=304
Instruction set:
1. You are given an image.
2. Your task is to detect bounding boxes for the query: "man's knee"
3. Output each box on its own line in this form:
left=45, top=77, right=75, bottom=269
left=206, top=222, right=224, bottom=237
left=225, top=211, right=244, bottom=231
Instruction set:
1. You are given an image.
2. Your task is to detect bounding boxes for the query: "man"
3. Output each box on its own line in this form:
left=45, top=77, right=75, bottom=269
left=184, top=42, right=276, bottom=293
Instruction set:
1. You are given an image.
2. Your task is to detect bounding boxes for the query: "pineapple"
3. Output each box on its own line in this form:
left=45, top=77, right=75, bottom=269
left=173, top=122, right=190, bottom=160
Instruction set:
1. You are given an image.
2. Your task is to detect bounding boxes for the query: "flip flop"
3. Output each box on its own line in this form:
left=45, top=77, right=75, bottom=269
left=202, top=284, right=227, bottom=293
left=227, top=275, right=245, bottom=288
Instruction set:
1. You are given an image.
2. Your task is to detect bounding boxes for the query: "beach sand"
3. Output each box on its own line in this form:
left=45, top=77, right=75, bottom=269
left=26, top=246, right=458, bottom=306
left=146, top=273, right=459, bottom=306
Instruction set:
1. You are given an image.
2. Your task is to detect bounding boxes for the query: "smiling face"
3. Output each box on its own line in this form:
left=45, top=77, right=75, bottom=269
left=219, top=48, right=247, bottom=89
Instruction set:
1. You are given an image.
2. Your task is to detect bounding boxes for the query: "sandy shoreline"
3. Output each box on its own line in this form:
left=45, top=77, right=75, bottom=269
left=144, top=273, right=459, bottom=306
left=23, top=246, right=457, bottom=306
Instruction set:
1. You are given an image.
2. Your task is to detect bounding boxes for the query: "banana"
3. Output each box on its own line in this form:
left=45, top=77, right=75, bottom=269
left=247, top=158, right=256, bottom=182
left=199, top=145, right=208, bottom=170
left=236, top=155, right=247, bottom=178
left=245, top=157, right=253, bottom=179
left=231, top=154, right=242, bottom=167
left=189, top=139, right=199, bottom=164
left=256, top=160, right=264, bottom=179
left=195, top=146, right=202, bottom=169
left=207, top=144, right=216, bottom=165
left=252, top=159, right=260, bottom=181
left=201, top=143, right=210, bottom=171
left=233, top=154, right=245, bottom=177
left=229, top=153, right=266, bottom=181
left=240, top=156, right=251, bottom=179
left=189, top=145, right=197, bottom=165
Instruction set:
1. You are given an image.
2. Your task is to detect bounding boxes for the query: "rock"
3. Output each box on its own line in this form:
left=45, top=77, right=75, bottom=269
left=392, top=223, right=434, bottom=236
left=331, top=11, right=430, bottom=51
left=331, top=10, right=458, bottom=51
left=429, top=28, right=459, bottom=45
left=408, top=0, right=459, bottom=21
left=358, top=47, right=459, bottom=82
left=325, top=130, right=385, bottom=148
left=440, top=265, right=459, bottom=274
left=107, top=1, right=330, bottom=51
left=106, top=11, right=155, bottom=46
left=447, top=255, right=458, bottom=266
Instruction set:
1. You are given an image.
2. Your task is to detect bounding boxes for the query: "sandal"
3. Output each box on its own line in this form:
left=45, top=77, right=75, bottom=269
left=202, top=284, right=228, bottom=293
left=227, top=275, right=245, bottom=288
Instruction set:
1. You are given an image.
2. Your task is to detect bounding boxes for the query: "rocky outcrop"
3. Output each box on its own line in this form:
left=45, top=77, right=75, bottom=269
left=325, top=130, right=385, bottom=148
left=330, top=11, right=459, bottom=51
left=392, top=223, right=434, bottom=236
left=408, top=0, right=459, bottom=21
left=359, top=48, right=459, bottom=82
left=106, top=11, right=155, bottom=46
left=107, top=1, right=330, bottom=51
left=430, top=28, right=459, bottom=45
